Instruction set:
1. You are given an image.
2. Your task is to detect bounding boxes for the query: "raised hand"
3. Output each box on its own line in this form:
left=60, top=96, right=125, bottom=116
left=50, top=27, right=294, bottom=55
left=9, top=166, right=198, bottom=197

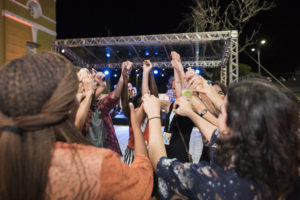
left=122, top=61, right=133, bottom=81
left=171, top=51, right=181, bottom=62
left=81, top=70, right=96, bottom=96
left=190, top=95, right=207, bottom=114
left=142, top=94, right=161, bottom=118
left=185, top=67, right=195, bottom=81
left=187, top=75, right=211, bottom=94
left=94, top=71, right=106, bottom=88
left=143, top=60, right=153, bottom=74
left=173, top=96, right=194, bottom=117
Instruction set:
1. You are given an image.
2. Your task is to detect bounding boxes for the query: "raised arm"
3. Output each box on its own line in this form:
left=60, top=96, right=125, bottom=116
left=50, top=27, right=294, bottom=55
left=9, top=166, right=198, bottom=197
left=171, top=51, right=185, bottom=84
left=142, top=60, right=152, bottom=96
left=149, top=71, right=158, bottom=97
left=112, top=66, right=125, bottom=100
left=190, top=95, right=218, bottom=126
left=75, top=70, right=95, bottom=131
left=130, top=103, right=148, bottom=157
left=174, top=97, right=217, bottom=142
left=170, top=52, right=185, bottom=99
left=120, top=61, right=132, bottom=119
left=188, top=75, right=223, bottom=112
left=143, top=94, right=167, bottom=172
left=93, top=70, right=107, bottom=101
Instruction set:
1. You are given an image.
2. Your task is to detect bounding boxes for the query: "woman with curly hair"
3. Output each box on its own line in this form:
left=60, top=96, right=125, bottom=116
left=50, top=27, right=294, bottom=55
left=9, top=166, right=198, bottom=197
left=143, top=78, right=299, bottom=199
left=0, top=52, right=153, bottom=200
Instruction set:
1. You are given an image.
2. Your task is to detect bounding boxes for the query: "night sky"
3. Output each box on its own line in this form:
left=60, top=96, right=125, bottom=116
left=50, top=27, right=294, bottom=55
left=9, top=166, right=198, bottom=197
left=57, top=0, right=300, bottom=76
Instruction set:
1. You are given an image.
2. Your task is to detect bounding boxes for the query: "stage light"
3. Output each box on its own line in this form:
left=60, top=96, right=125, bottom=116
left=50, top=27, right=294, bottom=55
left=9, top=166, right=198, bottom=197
left=145, top=50, right=149, bottom=56
left=61, top=49, right=65, bottom=53
left=251, top=48, right=255, bottom=52
left=104, top=70, right=109, bottom=75
left=105, top=47, right=110, bottom=58
left=196, top=50, right=200, bottom=54
left=161, top=74, right=164, bottom=77
left=195, top=69, right=201, bottom=74
left=137, top=74, right=140, bottom=77
left=153, top=69, right=158, bottom=75
left=154, top=51, right=158, bottom=55
left=114, top=74, right=117, bottom=77
left=128, top=52, right=132, bottom=56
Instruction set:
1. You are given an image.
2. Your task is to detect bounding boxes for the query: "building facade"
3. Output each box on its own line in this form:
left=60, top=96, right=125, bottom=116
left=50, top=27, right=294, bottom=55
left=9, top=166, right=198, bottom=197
left=0, top=0, right=56, bottom=65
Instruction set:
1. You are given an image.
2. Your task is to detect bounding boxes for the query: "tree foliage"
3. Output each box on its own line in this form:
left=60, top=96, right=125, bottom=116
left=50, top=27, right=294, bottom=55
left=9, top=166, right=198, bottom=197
left=182, top=0, right=276, bottom=53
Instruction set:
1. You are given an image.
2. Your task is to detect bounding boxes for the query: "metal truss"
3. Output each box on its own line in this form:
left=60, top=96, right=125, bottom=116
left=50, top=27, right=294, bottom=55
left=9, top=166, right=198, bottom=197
left=88, top=60, right=221, bottom=70
left=229, top=31, right=239, bottom=83
left=52, top=44, right=87, bottom=66
left=52, top=30, right=238, bottom=83
left=52, top=31, right=233, bottom=47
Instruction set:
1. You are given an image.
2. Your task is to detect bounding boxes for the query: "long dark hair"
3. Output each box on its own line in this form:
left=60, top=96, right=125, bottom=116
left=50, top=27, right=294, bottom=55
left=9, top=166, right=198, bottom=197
left=216, top=79, right=299, bottom=198
left=0, top=52, right=89, bottom=200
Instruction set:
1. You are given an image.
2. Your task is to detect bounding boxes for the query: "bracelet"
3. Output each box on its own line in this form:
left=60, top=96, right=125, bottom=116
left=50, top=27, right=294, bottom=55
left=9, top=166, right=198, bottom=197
left=148, top=116, right=160, bottom=120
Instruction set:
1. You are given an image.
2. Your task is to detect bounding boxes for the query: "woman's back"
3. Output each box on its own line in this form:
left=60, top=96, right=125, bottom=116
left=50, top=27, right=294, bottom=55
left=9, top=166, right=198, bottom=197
left=47, top=142, right=152, bottom=199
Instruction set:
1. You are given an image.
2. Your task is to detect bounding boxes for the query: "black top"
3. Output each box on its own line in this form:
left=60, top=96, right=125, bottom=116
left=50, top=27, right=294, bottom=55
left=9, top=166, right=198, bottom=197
left=164, top=103, right=194, bottom=163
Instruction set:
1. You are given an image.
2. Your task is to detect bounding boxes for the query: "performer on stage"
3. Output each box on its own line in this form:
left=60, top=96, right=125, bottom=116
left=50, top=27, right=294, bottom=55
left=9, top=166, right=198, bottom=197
left=128, top=82, right=137, bottom=101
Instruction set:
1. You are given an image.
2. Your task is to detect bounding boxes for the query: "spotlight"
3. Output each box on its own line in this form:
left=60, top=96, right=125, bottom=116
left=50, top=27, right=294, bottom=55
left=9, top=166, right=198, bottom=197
left=114, top=74, right=117, bottom=77
left=137, top=74, right=140, bottom=77
left=196, top=50, right=200, bottom=54
left=153, top=69, right=158, bottom=75
left=154, top=51, right=158, bottom=55
left=195, top=69, right=201, bottom=74
left=251, top=48, right=255, bottom=52
left=104, top=70, right=109, bottom=75
left=105, top=47, right=110, bottom=58
left=128, top=52, right=132, bottom=56
left=145, top=50, right=150, bottom=56
left=161, top=74, right=164, bottom=77
left=61, top=49, right=65, bottom=53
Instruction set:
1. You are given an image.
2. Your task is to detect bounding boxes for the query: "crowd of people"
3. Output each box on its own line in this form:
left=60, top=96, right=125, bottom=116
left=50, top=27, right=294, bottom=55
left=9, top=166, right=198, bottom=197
left=0, top=51, right=299, bottom=199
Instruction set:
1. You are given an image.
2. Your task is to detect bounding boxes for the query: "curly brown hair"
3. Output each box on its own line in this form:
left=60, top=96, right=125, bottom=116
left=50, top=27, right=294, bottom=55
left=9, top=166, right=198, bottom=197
left=216, top=79, right=299, bottom=198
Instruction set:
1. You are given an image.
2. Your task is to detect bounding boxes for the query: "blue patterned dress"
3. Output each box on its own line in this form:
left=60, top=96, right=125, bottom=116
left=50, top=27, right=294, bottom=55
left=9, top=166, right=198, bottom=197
left=157, top=130, right=261, bottom=200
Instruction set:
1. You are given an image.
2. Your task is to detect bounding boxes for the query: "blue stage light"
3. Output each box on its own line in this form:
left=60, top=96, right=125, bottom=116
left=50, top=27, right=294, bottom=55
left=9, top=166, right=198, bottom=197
left=195, top=69, right=201, bottom=74
left=106, top=52, right=111, bottom=58
left=145, top=50, right=150, bottom=56
left=196, top=50, right=200, bottom=54
left=153, top=69, right=158, bottom=75
left=161, top=74, right=164, bottom=77
left=128, top=52, right=132, bottom=56
left=104, top=70, right=109, bottom=75
left=154, top=51, right=158, bottom=55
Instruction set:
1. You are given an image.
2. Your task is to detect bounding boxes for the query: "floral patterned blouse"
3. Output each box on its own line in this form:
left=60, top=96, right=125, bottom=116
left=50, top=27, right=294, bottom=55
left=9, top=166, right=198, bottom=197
left=157, top=129, right=261, bottom=200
